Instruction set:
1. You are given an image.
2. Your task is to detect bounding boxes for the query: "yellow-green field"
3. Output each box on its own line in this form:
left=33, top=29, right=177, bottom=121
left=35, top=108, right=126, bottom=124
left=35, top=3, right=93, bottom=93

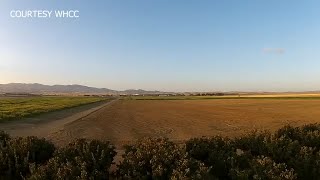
left=0, top=96, right=106, bottom=122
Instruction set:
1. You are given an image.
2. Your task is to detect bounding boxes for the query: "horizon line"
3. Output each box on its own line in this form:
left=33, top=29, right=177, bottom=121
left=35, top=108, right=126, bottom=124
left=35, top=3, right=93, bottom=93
left=1, top=82, right=320, bottom=94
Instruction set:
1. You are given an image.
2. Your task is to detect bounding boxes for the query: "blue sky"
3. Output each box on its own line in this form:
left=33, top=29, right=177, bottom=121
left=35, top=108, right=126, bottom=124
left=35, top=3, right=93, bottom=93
left=0, top=1, right=319, bottom=92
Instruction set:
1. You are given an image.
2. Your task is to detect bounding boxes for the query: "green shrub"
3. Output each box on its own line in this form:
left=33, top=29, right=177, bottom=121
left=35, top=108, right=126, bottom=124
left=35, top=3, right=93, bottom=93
left=301, top=123, right=320, bottom=133
left=286, top=146, right=320, bottom=179
left=117, top=138, right=209, bottom=179
left=9, top=137, right=56, bottom=164
left=231, top=156, right=297, bottom=180
left=251, top=156, right=296, bottom=180
left=29, top=139, right=116, bottom=180
left=170, top=158, right=211, bottom=180
left=0, top=131, right=10, bottom=147
left=28, top=156, right=89, bottom=180
left=274, top=124, right=320, bottom=149
left=186, top=137, right=233, bottom=160
left=233, top=131, right=271, bottom=157
left=186, top=137, right=253, bottom=179
left=186, top=138, right=215, bottom=163
left=275, top=125, right=301, bottom=140
left=0, top=136, right=55, bottom=179
left=267, top=137, right=301, bottom=164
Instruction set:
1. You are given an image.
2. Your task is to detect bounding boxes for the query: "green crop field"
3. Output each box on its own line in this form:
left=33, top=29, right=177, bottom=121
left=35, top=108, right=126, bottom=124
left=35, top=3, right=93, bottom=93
left=0, top=96, right=106, bottom=122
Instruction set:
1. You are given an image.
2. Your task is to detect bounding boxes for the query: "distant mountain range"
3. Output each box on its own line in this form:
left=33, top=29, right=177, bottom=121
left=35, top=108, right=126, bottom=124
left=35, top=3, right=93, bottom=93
left=1, top=83, right=318, bottom=95
left=0, top=83, right=163, bottom=95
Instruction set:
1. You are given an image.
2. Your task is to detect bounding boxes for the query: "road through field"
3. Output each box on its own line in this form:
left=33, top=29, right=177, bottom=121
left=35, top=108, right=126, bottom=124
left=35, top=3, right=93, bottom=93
left=49, top=99, right=320, bottom=146
left=0, top=99, right=117, bottom=139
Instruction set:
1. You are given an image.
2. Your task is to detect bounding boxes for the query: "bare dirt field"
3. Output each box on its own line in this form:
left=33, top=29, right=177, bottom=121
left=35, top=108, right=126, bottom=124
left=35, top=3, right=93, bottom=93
left=47, top=99, right=320, bottom=146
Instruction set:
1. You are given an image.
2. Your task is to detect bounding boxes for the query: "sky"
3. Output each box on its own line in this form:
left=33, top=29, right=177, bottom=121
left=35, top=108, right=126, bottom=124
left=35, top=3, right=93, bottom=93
left=0, top=1, right=320, bottom=92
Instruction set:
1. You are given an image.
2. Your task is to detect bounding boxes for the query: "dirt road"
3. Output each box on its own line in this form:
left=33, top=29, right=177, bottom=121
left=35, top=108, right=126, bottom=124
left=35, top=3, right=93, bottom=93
left=0, top=99, right=117, bottom=140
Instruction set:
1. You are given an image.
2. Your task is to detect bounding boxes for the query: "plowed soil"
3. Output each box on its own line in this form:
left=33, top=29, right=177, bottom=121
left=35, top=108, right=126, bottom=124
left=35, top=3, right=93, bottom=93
left=48, top=99, right=320, bottom=146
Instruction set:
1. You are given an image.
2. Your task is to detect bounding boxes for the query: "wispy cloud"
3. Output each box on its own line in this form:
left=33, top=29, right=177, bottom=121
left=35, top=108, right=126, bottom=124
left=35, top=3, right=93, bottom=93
left=262, top=48, right=285, bottom=54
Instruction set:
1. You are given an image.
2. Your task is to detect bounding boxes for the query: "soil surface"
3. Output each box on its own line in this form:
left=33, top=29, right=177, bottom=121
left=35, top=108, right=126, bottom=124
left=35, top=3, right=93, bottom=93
left=47, top=99, right=320, bottom=146
left=2, top=99, right=320, bottom=147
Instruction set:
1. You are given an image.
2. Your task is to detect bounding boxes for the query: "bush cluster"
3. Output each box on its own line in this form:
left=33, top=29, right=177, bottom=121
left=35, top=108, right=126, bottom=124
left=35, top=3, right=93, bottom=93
left=116, top=138, right=209, bottom=179
left=1, top=123, right=320, bottom=179
left=0, top=132, right=116, bottom=180
left=29, top=139, right=116, bottom=180
left=0, top=135, right=55, bottom=179
left=185, top=124, right=320, bottom=179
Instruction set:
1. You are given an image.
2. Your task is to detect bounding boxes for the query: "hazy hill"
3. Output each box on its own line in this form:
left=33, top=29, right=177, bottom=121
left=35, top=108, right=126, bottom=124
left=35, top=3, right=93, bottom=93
left=0, top=83, right=115, bottom=94
left=121, top=89, right=162, bottom=95
left=0, top=83, right=164, bottom=95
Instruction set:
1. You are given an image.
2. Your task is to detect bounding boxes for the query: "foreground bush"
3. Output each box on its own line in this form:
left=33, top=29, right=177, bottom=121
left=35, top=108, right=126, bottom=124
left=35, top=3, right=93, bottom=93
left=0, top=134, right=55, bottom=179
left=29, top=139, right=116, bottom=180
left=186, top=137, right=235, bottom=178
left=117, top=138, right=210, bottom=179
left=230, top=156, right=297, bottom=180
left=2, top=123, right=320, bottom=179
left=0, top=130, right=10, bottom=147
left=185, top=124, right=320, bottom=179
